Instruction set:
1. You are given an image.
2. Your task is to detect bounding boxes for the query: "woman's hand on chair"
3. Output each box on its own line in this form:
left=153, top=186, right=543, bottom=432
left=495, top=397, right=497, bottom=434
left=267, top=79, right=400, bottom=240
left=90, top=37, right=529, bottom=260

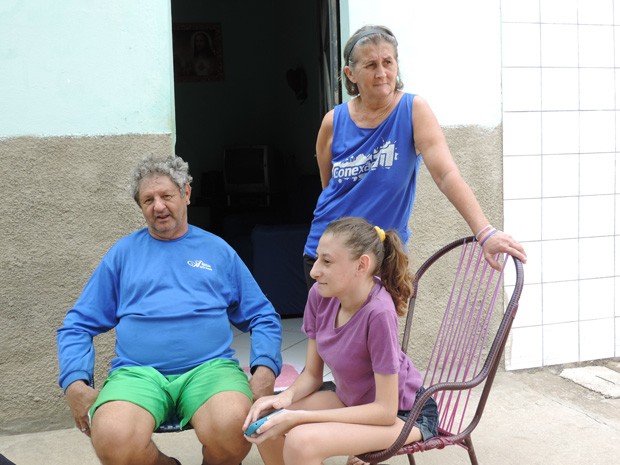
left=480, top=229, right=527, bottom=271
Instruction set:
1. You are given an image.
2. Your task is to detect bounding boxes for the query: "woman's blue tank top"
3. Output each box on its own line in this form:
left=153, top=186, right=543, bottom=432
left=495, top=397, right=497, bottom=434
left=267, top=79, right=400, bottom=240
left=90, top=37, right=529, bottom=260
left=304, top=93, right=422, bottom=257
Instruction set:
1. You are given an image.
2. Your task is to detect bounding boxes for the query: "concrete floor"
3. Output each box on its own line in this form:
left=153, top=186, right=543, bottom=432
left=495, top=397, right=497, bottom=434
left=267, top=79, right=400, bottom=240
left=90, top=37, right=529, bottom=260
left=1, top=361, right=619, bottom=465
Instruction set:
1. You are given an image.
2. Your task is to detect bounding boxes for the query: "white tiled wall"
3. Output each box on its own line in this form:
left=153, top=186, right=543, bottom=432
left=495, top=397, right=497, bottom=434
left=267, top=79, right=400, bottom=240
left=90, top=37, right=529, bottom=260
left=502, top=0, right=620, bottom=369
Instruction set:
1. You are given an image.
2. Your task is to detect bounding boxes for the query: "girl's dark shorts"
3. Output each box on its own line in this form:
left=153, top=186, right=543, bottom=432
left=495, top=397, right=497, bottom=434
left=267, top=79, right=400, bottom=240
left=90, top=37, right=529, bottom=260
left=397, top=387, right=439, bottom=441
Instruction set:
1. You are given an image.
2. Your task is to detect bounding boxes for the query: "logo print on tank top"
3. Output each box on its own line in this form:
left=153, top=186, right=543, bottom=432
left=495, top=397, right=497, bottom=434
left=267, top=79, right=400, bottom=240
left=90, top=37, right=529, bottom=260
left=332, top=140, right=397, bottom=182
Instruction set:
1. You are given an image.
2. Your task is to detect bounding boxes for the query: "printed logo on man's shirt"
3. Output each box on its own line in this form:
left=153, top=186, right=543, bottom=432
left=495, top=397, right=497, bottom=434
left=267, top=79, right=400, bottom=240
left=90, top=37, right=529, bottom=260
left=332, top=140, right=397, bottom=183
left=187, top=260, right=213, bottom=271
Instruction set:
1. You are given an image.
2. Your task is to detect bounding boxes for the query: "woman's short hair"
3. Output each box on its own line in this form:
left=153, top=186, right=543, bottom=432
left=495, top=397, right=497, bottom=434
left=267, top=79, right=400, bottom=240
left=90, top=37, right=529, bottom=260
left=130, top=154, right=193, bottom=204
left=342, top=25, right=404, bottom=96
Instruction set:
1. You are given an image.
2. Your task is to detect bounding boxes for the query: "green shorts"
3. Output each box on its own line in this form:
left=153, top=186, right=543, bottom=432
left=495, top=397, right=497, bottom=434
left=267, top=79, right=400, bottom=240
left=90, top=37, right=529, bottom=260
left=89, top=359, right=252, bottom=430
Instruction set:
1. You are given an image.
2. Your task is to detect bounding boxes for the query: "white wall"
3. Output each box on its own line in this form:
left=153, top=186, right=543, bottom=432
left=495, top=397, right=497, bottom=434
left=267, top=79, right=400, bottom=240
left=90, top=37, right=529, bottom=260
left=501, top=0, right=620, bottom=369
left=344, top=0, right=620, bottom=369
left=0, top=0, right=174, bottom=138
left=343, top=0, right=503, bottom=127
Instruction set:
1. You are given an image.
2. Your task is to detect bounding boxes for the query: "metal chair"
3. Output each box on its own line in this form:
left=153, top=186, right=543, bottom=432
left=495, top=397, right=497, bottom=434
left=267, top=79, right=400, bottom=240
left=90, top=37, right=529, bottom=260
left=154, top=413, right=189, bottom=433
left=357, top=236, right=524, bottom=465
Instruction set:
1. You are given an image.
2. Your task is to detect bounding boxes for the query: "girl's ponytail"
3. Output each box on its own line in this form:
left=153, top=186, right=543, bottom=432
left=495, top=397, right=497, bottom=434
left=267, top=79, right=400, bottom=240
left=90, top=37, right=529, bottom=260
left=379, top=229, right=413, bottom=316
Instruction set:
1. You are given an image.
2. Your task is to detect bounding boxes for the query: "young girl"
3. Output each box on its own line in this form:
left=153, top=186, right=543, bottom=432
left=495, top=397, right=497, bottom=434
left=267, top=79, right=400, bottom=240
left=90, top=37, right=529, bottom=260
left=243, top=216, right=438, bottom=465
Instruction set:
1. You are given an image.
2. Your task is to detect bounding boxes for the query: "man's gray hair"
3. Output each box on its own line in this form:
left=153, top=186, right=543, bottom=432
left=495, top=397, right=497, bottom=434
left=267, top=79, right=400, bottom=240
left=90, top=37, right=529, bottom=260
left=130, top=154, right=193, bottom=204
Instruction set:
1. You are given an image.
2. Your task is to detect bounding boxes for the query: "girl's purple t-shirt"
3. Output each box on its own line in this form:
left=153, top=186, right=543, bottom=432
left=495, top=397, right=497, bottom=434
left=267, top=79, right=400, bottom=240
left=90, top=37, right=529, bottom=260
left=302, top=278, right=422, bottom=409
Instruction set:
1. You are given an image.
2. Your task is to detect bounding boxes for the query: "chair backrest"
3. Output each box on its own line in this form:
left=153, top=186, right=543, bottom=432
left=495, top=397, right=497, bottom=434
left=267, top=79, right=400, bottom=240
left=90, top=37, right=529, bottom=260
left=403, top=236, right=523, bottom=438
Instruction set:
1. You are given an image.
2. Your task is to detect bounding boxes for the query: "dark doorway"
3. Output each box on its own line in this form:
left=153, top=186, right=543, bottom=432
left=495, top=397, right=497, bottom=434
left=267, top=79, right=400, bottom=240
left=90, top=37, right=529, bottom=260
left=171, top=0, right=340, bottom=316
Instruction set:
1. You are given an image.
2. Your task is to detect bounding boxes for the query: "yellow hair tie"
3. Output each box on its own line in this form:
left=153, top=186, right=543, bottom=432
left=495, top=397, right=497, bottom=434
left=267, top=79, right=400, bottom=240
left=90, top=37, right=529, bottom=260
left=374, top=226, right=386, bottom=242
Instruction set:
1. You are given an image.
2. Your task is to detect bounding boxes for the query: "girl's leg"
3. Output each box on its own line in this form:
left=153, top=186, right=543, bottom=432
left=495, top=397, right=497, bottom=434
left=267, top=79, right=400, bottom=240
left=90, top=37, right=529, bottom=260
left=282, top=420, right=422, bottom=465
left=256, top=390, right=345, bottom=465
left=255, top=435, right=286, bottom=465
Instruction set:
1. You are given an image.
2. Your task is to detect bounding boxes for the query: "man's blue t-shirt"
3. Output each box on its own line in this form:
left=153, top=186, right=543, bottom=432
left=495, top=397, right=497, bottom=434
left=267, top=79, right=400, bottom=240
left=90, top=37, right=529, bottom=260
left=57, top=225, right=282, bottom=390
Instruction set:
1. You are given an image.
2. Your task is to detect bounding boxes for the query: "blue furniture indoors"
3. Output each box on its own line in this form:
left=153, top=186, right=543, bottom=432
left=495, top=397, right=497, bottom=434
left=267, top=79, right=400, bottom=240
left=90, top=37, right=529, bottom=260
left=251, top=223, right=310, bottom=318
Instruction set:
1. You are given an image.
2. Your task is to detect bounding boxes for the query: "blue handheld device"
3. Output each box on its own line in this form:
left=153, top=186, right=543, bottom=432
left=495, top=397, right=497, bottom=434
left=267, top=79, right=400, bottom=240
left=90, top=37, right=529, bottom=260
left=244, top=409, right=284, bottom=436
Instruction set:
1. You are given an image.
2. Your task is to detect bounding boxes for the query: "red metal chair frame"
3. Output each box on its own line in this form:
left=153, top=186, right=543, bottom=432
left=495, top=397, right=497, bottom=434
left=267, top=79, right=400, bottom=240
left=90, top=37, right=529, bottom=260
left=358, top=236, right=524, bottom=465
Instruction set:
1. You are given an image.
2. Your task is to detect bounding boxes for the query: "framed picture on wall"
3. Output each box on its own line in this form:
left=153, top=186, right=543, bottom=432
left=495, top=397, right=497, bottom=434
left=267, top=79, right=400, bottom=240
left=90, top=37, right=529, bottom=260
left=173, top=23, right=224, bottom=81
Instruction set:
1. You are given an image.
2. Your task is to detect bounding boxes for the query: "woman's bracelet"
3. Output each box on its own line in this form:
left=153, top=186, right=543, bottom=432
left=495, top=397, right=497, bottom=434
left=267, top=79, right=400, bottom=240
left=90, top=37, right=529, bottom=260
left=475, top=224, right=493, bottom=241
left=480, top=229, right=498, bottom=247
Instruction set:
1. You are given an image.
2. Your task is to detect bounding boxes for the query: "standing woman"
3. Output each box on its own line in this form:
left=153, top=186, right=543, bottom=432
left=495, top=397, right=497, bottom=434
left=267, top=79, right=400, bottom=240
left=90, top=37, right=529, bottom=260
left=244, top=217, right=439, bottom=465
left=303, top=25, right=526, bottom=287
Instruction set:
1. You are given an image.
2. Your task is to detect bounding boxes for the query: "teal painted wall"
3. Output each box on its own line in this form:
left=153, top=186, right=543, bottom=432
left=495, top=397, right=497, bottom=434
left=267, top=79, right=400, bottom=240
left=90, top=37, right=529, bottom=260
left=0, top=0, right=174, bottom=137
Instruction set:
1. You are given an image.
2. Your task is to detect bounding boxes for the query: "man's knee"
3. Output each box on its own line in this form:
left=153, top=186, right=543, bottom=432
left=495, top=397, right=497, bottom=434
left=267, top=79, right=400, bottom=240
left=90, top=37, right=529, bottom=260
left=191, top=391, right=252, bottom=461
left=200, top=437, right=251, bottom=465
left=192, top=391, right=251, bottom=435
left=91, top=401, right=156, bottom=459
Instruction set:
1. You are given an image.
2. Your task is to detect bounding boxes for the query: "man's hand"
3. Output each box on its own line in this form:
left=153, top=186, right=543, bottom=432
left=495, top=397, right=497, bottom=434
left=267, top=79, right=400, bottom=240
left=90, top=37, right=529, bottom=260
left=65, top=380, right=98, bottom=437
left=249, top=366, right=276, bottom=400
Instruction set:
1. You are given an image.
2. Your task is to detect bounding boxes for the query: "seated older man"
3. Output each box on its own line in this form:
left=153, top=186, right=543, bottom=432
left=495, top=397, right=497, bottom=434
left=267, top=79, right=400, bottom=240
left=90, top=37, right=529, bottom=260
left=57, top=154, right=282, bottom=465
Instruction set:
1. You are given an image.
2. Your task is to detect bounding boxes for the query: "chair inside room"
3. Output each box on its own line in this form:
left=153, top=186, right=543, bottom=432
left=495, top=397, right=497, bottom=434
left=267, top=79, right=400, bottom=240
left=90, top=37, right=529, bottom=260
left=357, top=236, right=524, bottom=465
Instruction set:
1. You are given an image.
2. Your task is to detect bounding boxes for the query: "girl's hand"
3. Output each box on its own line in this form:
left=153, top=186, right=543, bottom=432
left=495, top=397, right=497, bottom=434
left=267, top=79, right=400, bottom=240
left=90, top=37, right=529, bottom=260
left=244, top=408, right=299, bottom=444
left=242, top=391, right=293, bottom=432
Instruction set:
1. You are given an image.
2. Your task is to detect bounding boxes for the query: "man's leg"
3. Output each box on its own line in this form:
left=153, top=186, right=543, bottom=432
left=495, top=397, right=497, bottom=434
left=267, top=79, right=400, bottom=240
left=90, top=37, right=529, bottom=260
left=191, top=391, right=252, bottom=465
left=91, top=400, right=177, bottom=465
